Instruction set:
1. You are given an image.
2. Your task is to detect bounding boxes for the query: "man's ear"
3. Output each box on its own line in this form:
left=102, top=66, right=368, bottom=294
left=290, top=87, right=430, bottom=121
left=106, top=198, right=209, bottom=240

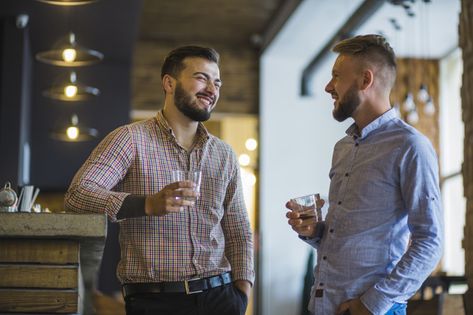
left=360, top=69, right=374, bottom=90
left=162, top=74, right=175, bottom=94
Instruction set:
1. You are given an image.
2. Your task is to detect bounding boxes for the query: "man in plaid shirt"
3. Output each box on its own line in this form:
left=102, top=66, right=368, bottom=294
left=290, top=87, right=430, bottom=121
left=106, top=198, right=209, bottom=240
left=65, top=46, right=254, bottom=315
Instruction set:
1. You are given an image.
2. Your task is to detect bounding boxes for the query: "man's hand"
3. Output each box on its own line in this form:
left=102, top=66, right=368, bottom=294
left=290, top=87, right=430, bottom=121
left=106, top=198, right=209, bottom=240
left=144, top=181, right=198, bottom=216
left=285, top=200, right=318, bottom=238
left=233, top=280, right=251, bottom=298
left=336, top=298, right=372, bottom=315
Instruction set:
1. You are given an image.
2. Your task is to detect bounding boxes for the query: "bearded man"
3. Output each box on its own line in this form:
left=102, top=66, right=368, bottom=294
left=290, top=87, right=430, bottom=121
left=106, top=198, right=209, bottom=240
left=65, top=46, right=254, bottom=315
left=286, top=35, right=443, bottom=315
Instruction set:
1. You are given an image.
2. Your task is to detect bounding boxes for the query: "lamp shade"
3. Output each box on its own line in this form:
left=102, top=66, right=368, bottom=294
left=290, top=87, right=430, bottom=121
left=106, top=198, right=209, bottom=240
left=51, top=114, right=98, bottom=142
left=36, top=32, right=103, bottom=67
left=36, top=0, right=98, bottom=6
left=43, top=72, right=100, bottom=101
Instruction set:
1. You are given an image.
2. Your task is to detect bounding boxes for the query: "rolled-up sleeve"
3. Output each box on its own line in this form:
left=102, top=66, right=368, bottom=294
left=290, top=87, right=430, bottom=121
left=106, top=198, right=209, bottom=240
left=64, top=126, right=134, bottom=222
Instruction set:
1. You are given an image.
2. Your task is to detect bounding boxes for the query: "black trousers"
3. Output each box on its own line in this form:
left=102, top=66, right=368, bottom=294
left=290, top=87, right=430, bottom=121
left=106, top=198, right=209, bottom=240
left=124, top=283, right=248, bottom=315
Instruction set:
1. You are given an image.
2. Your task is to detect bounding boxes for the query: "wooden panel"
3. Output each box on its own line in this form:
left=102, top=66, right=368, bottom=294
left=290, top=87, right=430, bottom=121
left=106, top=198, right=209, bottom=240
left=0, top=289, right=78, bottom=313
left=391, top=58, right=440, bottom=155
left=460, top=0, right=473, bottom=303
left=0, top=265, right=78, bottom=289
left=0, top=239, right=79, bottom=264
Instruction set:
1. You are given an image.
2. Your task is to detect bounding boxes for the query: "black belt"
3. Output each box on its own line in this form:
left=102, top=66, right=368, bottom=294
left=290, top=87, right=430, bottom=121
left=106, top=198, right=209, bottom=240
left=122, top=272, right=232, bottom=296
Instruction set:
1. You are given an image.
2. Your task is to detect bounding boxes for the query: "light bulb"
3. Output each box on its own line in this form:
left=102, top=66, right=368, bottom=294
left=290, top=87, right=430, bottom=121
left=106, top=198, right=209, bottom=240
left=66, top=126, right=79, bottom=140
left=62, top=48, right=77, bottom=62
left=417, top=84, right=430, bottom=103
left=407, top=109, right=419, bottom=125
left=402, top=93, right=416, bottom=112
left=424, top=98, right=435, bottom=116
left=238, top=154, right=251, bottom=166
left=245, top=138, right=258, bottom=151
left=64, top=85, right=78, bottom=98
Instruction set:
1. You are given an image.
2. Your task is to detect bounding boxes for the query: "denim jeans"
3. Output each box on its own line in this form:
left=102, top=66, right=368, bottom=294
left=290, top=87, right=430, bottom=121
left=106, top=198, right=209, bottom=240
left=341, top=303, right=406, bottom=315
left=385, top=303, right=407, bottom=315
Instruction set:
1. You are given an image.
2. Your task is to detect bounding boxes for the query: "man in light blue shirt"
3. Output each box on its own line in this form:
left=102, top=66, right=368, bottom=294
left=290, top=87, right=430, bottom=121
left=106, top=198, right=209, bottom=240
left=286, top=34, right=443, bottom=315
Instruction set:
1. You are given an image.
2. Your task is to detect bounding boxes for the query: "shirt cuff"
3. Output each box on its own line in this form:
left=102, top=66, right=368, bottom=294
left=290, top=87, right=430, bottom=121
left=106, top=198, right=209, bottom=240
left=360, top=286, right=394, bottom=315
left=116, top=195, right=146, bottom=220
left=299, top=222, right=325, bottom=247
left=231, top=269, right=255, bottom=286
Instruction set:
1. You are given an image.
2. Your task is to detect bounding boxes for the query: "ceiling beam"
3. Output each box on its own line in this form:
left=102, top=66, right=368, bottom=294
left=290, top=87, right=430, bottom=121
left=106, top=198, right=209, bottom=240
left=300, top=0, right=386, bottom=96
left=258, top=0, right=303, bottom=53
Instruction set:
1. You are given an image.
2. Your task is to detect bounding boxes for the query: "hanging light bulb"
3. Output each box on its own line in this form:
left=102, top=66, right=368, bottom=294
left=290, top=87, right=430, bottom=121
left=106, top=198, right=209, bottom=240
left=43, top=71, right=100, bottom=101
left=66, top=116, right=80, bottom=140
left=417, top=84, right=430, bottom=102
left=36, top=32, right=103, bottom=67
left=406, top=108, right=419, bottom=125
left=402, top=92, right=416, bottom=112
left=423, top=97, right=435, bottom=116
left=62, top=48, right=77, bottom=63
left=51, top=114, right=98, bottom=142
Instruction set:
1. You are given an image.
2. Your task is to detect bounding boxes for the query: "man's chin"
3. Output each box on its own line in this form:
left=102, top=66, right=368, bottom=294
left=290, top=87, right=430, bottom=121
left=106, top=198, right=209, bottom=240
left=332, top=110, right=349, bottom=122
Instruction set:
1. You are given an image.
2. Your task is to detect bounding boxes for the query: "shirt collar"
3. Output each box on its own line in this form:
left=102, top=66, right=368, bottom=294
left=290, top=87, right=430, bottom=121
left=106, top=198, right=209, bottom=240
left=155, top=110, right=210, bottom=147
left=345, top=108, right=397, bottom=140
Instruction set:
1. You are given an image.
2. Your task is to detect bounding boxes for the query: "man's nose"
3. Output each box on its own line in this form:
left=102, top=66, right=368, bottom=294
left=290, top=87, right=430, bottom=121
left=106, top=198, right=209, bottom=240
left=205, top=81, right=218, bottom=94
left=325, top=81, right=333, bottom=93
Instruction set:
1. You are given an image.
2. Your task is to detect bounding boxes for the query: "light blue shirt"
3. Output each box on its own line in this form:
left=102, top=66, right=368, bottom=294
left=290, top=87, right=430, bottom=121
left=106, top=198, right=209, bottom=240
left=304, top=109, right=443, bottom=315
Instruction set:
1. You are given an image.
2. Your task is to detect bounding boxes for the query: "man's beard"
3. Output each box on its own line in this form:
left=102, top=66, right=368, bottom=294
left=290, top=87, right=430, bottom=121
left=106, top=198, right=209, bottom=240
left=174, top=82, right=213, bottom=122
left=332, top=83, right=360, bottom=122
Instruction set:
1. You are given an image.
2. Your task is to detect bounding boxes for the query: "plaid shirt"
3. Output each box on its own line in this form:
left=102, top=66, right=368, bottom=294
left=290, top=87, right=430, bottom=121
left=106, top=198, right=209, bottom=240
left=65, top=111, right=254, bottom=284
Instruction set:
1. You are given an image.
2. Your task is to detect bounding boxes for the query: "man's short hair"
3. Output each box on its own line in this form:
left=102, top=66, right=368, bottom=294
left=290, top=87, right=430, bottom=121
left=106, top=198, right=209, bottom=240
left=333, top=34, right=397, bottom=89
left=161, top=46, right=220, bottom=79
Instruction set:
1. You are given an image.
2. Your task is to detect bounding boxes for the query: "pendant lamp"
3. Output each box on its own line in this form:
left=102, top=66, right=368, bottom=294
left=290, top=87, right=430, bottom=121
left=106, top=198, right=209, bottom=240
left=51, top=114, right=98, bottom=142
left=35, top=0, right=98, bottom=6
left=36, top=32, right=103, bottom=67
left=43, top=72, right=100, bottom=101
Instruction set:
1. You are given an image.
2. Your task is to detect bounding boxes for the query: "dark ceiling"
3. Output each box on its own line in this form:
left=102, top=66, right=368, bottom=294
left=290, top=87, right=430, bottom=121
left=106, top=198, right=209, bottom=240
left=137, top=0, right=284, bottom=47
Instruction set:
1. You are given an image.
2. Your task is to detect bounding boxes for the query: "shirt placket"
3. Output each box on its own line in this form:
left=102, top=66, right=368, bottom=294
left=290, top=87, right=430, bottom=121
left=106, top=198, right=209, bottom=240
left=188, top=147, right=205, bottom=274
left=316, top=137, right=360, bottom=314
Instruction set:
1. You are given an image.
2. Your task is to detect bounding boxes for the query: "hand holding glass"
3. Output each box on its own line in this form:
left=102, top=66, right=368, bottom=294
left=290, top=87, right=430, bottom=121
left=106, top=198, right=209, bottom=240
left=290, top=193, right=324, bottom=221
left=171, top=170, right=202, bottom=208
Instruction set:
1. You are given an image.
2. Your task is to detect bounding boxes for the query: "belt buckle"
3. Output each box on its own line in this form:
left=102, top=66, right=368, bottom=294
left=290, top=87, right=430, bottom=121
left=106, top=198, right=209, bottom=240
left=184, top=278, right=203, bottom=294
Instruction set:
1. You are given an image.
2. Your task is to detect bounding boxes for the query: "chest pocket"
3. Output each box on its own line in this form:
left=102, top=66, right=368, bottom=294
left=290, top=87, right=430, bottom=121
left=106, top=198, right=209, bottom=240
left=199, top=175, right=228, bottom=220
